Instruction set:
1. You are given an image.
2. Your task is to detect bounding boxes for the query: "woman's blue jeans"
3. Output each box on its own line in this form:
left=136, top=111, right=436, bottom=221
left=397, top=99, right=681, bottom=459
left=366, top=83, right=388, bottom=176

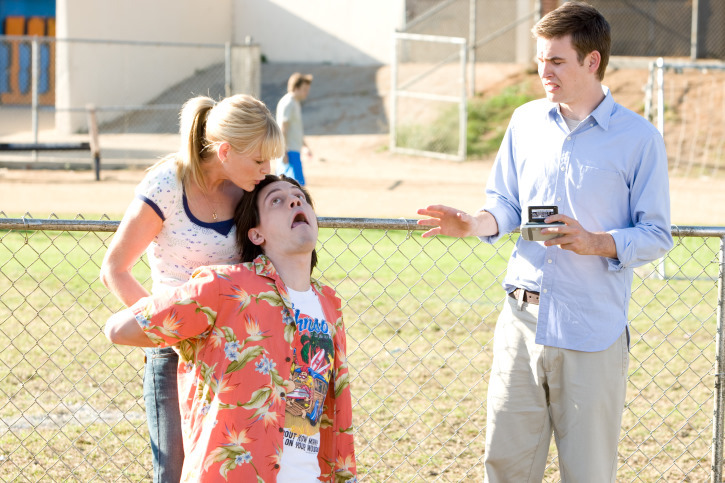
left=143, top=346, right=184, bottom=482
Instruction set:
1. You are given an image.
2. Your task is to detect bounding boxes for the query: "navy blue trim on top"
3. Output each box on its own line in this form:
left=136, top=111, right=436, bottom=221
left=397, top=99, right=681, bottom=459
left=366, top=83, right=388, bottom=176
left=137, top=194, right=165, bottom=221
left=182, top=190, right=234, bottom=236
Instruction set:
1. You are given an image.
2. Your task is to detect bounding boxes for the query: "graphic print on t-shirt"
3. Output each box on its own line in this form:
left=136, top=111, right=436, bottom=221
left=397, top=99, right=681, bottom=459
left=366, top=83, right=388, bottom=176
left=285, top=307, right=333, bottom=435
left=278, top=287, right=337, bottom=480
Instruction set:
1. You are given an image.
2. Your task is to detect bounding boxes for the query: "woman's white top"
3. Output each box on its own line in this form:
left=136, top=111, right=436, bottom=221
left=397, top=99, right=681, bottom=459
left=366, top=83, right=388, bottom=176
left=134, top=162, right=240, bottom=293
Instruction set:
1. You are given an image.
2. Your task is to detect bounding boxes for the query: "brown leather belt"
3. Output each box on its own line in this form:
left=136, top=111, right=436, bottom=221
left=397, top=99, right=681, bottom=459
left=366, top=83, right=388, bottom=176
left=508, top=288, right=540, bottom=305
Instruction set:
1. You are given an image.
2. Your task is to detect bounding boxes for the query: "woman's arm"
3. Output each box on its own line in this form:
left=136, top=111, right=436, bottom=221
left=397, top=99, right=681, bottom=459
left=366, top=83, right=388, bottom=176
left=100, top=198, right=163, bottom=307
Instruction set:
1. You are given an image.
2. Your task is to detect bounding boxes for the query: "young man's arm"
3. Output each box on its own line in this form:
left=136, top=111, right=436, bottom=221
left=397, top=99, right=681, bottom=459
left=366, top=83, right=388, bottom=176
left=104, top=268, right=221, bottom=349
left=105, top=308, right=156, bottom=347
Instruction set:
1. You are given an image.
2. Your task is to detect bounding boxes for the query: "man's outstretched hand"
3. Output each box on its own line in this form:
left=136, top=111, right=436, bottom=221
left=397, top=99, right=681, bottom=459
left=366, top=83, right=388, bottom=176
left=416, top=205, right=497, bottom=239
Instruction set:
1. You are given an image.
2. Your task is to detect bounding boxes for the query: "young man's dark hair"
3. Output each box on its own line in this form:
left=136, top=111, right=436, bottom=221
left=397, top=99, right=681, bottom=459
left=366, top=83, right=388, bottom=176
left=235, top=174, right=318, bottom=271
left=532, top=1, right=611, bottom=80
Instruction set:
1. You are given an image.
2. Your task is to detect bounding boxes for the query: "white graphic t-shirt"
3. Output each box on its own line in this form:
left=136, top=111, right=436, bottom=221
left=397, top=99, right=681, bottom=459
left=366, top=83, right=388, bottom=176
left=277, top=286, right=333, bottom=482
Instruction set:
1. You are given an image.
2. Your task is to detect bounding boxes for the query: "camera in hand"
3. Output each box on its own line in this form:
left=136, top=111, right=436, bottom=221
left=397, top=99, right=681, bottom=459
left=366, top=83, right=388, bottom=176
left=520, top=205, right=565, bottom=241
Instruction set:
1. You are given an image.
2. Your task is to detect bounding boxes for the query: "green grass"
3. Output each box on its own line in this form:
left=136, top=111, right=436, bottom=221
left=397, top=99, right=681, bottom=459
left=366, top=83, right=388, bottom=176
left=0, top=225, right=722, bottom=481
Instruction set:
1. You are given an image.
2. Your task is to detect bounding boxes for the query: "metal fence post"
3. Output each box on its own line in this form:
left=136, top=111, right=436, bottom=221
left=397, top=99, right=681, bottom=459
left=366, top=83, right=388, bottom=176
left=656, top=57, right=665, bottom=138
left=31, top=37, right=39, bottom=162
left=225, top=41, right=232, bottom=98
left=644, top=60, right=655, bottom=122
left=712, top=236, right=725, bottom=482
left=691, top=0, right=700, bottom=60
left=459, top=40, right=467, bottom=160
left=468, top=0, right=476, bottom=98
left=390, top=33, right=398, bottom=154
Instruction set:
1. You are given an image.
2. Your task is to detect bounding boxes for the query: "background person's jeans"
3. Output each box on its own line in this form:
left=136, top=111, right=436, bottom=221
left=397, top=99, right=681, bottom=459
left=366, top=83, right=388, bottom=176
left=143, top=346, right=184, bottom=482
left=277, top=150, right=306, bottom=185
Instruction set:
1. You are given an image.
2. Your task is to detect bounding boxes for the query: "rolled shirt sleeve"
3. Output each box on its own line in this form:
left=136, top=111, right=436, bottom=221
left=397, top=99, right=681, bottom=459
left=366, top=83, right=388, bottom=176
left=131, top=267, right=221, bottom=347
left=607, top=130, right=673, bottom=270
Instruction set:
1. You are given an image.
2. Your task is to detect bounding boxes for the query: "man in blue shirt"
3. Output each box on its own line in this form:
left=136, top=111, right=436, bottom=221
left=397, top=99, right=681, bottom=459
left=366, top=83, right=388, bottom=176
left=417, top=2, right=672, bottom=481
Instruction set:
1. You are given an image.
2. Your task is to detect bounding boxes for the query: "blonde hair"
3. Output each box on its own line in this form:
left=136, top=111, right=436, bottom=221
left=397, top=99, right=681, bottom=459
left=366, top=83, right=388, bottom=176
left=152, top=94, right=284, bottom=193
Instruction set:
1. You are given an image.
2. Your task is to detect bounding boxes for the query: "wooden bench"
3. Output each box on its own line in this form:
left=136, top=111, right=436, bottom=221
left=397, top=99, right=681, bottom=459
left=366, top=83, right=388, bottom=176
left=0, top=106, right=102, bottom=180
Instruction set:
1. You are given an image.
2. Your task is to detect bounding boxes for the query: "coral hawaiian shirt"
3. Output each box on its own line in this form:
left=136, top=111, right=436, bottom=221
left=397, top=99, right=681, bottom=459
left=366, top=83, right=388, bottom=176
left=131, top=255, right=357, bottom=482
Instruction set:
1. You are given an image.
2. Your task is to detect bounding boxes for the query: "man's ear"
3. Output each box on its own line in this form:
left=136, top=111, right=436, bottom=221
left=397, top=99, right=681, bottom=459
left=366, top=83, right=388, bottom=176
left=588, top=51, right=601, bottom=73
left=248, top=228, right=265, bottom=246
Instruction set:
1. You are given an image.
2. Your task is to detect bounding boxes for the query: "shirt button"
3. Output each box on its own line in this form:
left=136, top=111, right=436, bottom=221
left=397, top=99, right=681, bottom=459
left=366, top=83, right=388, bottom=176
left=543, top=288, right=548, bottom=293
left=560, top=166, right=566, bottom=171
left=285, top=357, right=291, bottom=362
left=278, top=427, right=283, bottom=433
left=548, top=259, right=552, bottom=263
left=274, top=464, right=280, bottom=469
left=280, top=392, right=286, bottom=398
left=567, top=136, right=571, bottom=140
left=556, top=197, right=561, bottom=201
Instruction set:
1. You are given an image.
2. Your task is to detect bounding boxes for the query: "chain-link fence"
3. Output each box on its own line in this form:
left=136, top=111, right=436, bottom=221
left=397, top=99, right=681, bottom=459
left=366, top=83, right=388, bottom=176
left=589, top=0, right=725, bottom=60
left=390, top=33, right=467, bottom=161
left=0, top=35, right=260, bottom=167
left=392, top=0, right=538, bottom=160
left=397, top=0, right=725, bottom=161
left=404, top=0, right=725, bottom=61
left=645, top=59, right=725, bottom=178
left=1, top=215, right=724, bottom=481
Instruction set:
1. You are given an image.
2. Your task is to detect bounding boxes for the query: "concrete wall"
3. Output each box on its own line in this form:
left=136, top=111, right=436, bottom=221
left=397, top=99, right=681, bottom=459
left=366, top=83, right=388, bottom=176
left=55, top=0, right=404, bottom=133
left=232, top=0, right=405, bottom=65
left=55, top=0, right=232, bottom=133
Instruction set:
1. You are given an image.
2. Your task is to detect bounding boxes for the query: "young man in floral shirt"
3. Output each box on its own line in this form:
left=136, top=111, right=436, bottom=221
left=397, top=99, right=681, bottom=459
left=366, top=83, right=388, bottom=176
left=105, top=175, right=357, bottom=482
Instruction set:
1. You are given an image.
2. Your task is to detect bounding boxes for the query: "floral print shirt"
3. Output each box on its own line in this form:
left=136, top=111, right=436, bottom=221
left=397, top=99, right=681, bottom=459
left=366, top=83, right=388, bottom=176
left=131, top=255, right=357, bottom=482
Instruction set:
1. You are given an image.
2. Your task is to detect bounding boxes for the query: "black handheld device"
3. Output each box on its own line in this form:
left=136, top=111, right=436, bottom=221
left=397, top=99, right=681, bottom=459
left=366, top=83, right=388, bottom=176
left=520, top=205, right=565, bottom=241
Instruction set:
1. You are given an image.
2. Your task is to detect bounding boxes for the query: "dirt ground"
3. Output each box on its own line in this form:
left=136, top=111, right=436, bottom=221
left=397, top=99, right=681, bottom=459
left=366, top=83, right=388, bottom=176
left=1, top=62, right=724, bottom=226
left=1, top=132, right=723, bottom=226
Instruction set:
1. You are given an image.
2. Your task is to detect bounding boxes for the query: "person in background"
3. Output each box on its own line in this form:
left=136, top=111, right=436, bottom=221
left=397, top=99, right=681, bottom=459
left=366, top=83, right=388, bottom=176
left=276, top=72, right=313, bottom=185
left=417, top=2, right=672, bottom=481
left=104, top=175, right=357, bottom=482
left=100, top=94, right=283, bottom=482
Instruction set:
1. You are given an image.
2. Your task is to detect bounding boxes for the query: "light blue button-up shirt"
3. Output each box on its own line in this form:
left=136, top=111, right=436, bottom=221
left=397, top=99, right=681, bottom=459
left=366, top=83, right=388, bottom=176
left=480, top=87, right=673, bottom=352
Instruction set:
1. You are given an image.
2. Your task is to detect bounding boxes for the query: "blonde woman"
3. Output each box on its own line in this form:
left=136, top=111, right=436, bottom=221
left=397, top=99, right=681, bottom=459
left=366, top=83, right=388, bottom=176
left=100, top=94, right=284, bottom=482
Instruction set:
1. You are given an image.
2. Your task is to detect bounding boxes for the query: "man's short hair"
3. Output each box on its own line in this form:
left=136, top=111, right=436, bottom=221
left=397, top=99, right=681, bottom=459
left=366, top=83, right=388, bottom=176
left=532, top=1, right=611, bottom=81
left=234, top=174, right=318, bottom=272
left=287, top=72, right=313, bottom=93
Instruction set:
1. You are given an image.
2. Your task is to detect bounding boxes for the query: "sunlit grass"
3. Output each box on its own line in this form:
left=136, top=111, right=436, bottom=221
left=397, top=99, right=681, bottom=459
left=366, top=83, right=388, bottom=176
left=0, top=224, right=722, bottom=481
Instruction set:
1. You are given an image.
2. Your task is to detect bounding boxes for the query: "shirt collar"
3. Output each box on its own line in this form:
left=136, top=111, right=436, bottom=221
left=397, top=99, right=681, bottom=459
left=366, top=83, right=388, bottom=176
left=253, top=254, right=278, bottom=279
left=547, top=86, right=615, bottom=131
left=251, top=254, right=322, bottom=292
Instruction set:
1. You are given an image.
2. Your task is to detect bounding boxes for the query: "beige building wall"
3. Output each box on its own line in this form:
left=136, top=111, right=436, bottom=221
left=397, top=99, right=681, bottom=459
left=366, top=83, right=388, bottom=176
left=54, top=0, right=404, bottom=133
left=55, top=0, right=233, bottom=133
left=232, top=0, right=405, bottom=64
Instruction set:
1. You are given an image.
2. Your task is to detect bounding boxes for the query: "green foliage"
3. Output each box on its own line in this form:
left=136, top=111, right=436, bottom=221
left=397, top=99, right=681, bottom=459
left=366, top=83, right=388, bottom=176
left=395, top=81, right=538, bottom=159
left=466, top=82, right=538, bottom=158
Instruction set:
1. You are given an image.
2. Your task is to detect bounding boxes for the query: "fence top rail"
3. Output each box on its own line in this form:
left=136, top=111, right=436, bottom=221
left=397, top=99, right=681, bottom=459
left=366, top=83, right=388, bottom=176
left=650, top=58, right=725, bottom=71
left=1, top=218, right=724, bottom=238
left=0, top=34, right=257, bottom=49
left=393, top=32, right=466, bottom=45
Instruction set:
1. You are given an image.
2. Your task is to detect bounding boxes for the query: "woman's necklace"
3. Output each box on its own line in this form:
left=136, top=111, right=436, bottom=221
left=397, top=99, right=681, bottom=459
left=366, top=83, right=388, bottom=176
left=201, top=181, right=224, bottom=221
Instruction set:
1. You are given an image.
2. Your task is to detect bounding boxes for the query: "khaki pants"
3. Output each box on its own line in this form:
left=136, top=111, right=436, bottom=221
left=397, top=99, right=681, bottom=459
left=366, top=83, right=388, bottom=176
left=484, top=296, right=629, bottom=483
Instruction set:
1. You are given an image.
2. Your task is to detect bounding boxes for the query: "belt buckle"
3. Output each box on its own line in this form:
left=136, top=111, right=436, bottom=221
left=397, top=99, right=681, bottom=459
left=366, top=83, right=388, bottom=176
left=516, top=288, right=526, bottom=310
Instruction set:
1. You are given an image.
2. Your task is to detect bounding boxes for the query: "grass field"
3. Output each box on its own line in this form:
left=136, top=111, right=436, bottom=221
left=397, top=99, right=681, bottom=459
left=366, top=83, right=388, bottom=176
left=0, top=223, right=723, bottom=481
